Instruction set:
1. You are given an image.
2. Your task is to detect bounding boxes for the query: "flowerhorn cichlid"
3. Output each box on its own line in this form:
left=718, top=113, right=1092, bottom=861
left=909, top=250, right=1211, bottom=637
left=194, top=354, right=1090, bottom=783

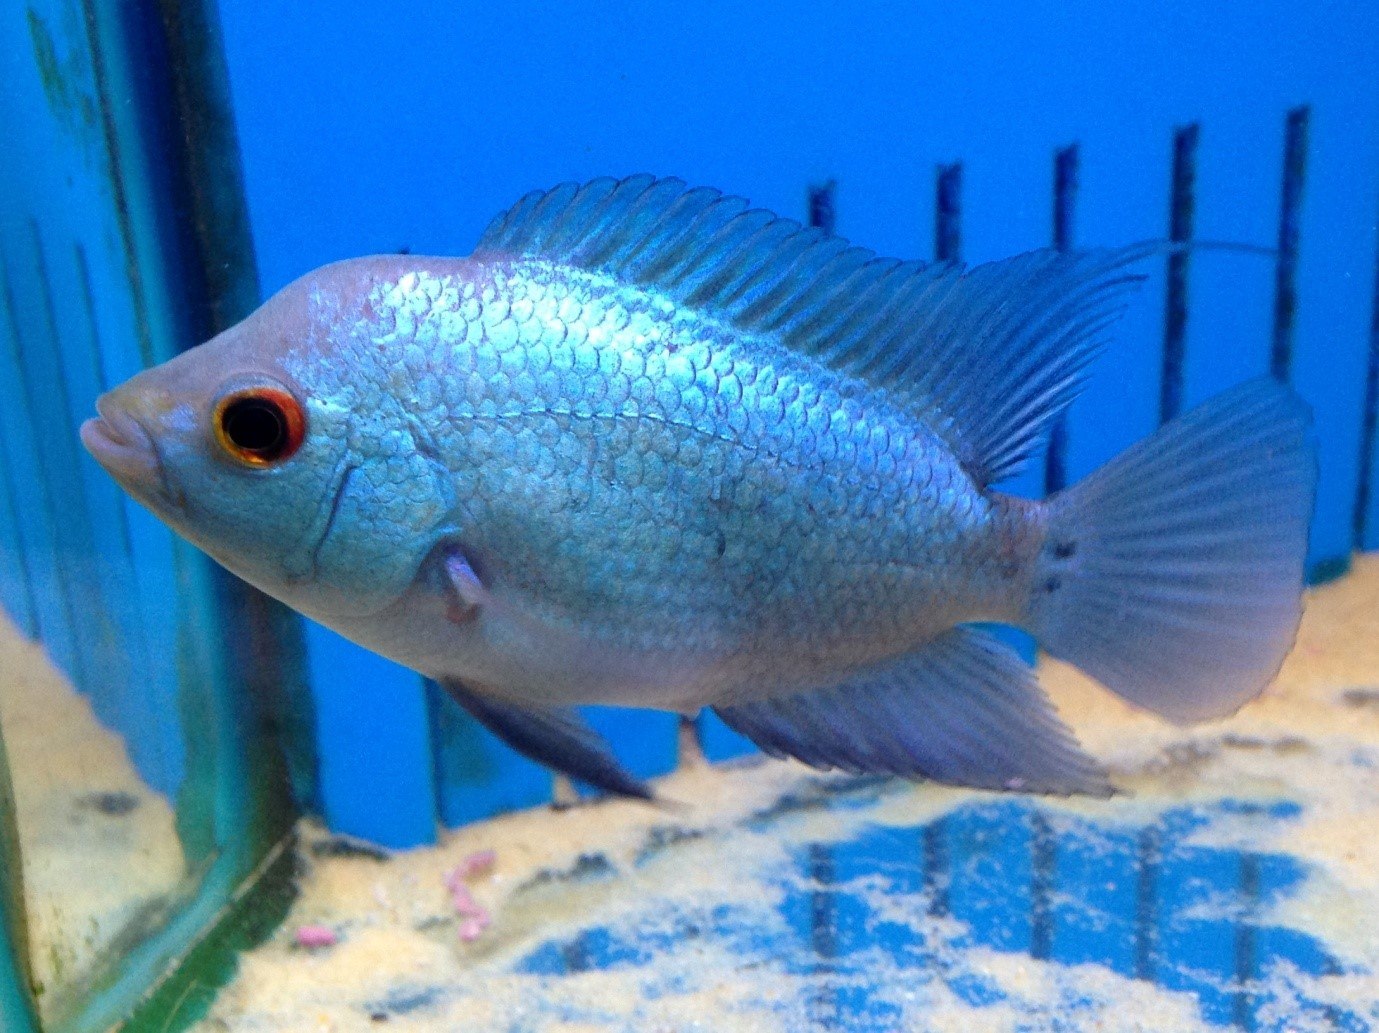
left=81, top=175, right=1316, bottom=800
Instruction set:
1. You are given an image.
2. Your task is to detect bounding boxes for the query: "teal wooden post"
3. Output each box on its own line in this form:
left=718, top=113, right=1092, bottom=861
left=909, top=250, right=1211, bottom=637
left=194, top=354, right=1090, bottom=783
left=55, top=1, right=305, bottom=1029
left=0, top=727, right=41, bottom=1033
left=2, top=0, right=308, bottom=1027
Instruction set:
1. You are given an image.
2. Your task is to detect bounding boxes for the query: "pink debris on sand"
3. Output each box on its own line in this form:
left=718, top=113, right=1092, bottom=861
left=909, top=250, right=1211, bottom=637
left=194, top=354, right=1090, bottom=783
left=443, top=865, right=494, bottom=941
left=458, top=849, right=497, bottom=880
left=457, top=909, right=491, bottom=942
left=448, top=881, right=480, bottom=914
left=294, top=924, right=338, bottom=949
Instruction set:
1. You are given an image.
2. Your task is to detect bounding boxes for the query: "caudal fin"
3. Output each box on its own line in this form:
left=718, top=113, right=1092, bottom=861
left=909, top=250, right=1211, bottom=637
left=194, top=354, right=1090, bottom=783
left=1027, top=378, right=1316, bottom=724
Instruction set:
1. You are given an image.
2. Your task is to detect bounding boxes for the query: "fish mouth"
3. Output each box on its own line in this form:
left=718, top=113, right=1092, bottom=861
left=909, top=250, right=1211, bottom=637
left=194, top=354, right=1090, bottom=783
left=80, top=399, right=169, bottom=502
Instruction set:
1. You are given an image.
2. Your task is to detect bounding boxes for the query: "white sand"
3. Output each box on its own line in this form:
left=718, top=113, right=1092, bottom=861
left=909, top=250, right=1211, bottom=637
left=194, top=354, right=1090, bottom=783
left=0, top=614, right=187, bottom=1024
left=191, top=557, right=1379, bottom=1033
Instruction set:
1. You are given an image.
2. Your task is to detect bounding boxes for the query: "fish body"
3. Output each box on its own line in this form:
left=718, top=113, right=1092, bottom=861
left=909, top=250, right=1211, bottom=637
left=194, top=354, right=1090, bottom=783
left=83, top=176, right=1316, bottom=799
left=306, top=255, right=1026, bottom=711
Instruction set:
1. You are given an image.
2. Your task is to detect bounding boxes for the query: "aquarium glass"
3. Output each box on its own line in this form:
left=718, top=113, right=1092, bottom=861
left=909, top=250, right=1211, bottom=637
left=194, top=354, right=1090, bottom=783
left=0, top=1, right=297, bottom=1029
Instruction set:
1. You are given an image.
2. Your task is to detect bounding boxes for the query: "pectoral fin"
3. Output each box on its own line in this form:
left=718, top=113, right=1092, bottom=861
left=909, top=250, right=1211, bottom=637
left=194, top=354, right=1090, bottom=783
left=713, top=627, right=1111, bottom=796
left=440, top=549, right=486, bottom=625
left=440, top=680, right=655, bottom=801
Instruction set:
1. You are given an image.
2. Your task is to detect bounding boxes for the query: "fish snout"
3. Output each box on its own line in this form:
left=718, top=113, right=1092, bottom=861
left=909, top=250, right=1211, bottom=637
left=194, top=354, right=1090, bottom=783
left=81, top=387, right=172, bottom=500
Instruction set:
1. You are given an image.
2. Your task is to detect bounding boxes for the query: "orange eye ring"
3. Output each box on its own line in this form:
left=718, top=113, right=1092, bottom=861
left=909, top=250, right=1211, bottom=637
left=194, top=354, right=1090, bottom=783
left=213, top=386, right=306, bottom=467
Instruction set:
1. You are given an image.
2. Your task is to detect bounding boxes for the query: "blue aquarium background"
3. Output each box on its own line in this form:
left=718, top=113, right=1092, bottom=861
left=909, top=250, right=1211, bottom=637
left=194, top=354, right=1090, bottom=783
left=0, top=1, right=1377, bottom=1029
left=214, top=0, right=1379, bottom=847
left=3, top=0, right=1378, bottom=841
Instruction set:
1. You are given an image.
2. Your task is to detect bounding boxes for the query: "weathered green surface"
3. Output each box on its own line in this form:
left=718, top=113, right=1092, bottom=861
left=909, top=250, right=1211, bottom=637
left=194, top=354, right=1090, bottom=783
left=0, top=726, right=41, bottom=1033
left=121, top=836, right=299, bottom=1033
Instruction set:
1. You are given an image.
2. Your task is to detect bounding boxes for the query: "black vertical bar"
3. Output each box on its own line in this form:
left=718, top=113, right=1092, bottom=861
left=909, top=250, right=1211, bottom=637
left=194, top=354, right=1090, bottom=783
left=1321, top=953, right=1346, bottom=1031
left=1133, top=824, right=1161, bottom=982
left=935, top=163, right=963, bottom=262
left=807, top=843, right=841, bottom=1030
left=1052, top=145, right=1078, bottom=253
left=1232, top=853, right=1261, bottom=1031
left=677, top=714, right=703, bottom=769
left=1160, top=123, right=1199, bottom=426
left=688, top=715, right=710, bottom=766
left=1036, top=130, right=1072, bottom=918
left=926, top=163, right=960, bottom=927
left=1028, top=810, right=1055, bottom=960
left=560, top=930, right=593, bottom=974
left=1353, top=212, right=1379, bottom=550
left=1044, top=144, right=1079, bottom=495
left=1271, top=106, right=1310, bottom=383
left=923, top=821, right=950, bottom=917
left=808, top=179, right=837, bottom=235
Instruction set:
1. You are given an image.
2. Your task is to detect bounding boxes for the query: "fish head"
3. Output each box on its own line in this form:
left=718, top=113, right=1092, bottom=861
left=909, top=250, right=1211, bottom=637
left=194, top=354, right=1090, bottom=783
left=82, top=258, right=457, bottom=623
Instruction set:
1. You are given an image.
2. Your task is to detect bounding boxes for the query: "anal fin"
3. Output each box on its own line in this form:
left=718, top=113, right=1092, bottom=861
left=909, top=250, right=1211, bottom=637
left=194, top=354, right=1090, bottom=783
left=714, top=627, right=1110, bottom=796
left=441, top=680, right=654, bottom=801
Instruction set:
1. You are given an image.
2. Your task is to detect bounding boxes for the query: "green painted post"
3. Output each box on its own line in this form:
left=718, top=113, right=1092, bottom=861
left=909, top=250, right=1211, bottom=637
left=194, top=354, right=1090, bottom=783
left=0, top=726, right=42, bottom=1033
left=50, top=1, right=306, bottom=1030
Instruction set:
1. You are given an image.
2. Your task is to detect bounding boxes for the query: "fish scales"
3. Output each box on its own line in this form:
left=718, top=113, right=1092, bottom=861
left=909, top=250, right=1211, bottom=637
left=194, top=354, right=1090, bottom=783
left=315, top=257, right=1015, bottom=693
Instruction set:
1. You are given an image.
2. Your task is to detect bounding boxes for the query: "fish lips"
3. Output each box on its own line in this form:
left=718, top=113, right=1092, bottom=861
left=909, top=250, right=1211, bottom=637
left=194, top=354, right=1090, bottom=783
left=80, top=397, right=172, bottom=504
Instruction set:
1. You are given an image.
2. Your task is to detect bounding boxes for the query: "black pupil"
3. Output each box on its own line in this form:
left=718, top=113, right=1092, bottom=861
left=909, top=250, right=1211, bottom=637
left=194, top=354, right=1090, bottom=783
left=223, top=397, right=286, bottom=455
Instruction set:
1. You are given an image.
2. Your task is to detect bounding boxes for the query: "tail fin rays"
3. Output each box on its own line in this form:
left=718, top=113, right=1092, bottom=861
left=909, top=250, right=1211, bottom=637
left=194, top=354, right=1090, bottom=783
left=1027, top=378, right=1316, bottom=724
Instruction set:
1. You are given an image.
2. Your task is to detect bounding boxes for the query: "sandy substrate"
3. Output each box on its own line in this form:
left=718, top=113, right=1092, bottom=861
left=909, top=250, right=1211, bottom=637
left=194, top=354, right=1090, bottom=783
left=0, top=615, right=187, bottom=1024
left=190, top=555, right=1379, bottom=1033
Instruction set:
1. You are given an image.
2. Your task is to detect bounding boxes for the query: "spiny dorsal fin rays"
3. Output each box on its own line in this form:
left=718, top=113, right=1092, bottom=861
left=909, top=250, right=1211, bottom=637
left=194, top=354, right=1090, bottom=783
left=681, top=218, right=811, bottom=310
left=727, top=228, right=840, bottom=322
left=584, top=178, right=712, bottom=270
left=515, top=181, right=582, bottom=255
left=620, top=186, right=729, bottom=280
left=744, top=239, right=866, bottom=331
left=539, top=178, right=629, bottom=257
left=635, top=202, right=766, bottom=289
left=473, top=175, right=1152, bottom=486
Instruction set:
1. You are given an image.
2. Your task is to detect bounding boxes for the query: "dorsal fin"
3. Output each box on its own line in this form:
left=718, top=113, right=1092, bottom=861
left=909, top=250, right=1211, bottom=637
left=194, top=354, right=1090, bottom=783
left=474, top=175, right=1151, bottom=485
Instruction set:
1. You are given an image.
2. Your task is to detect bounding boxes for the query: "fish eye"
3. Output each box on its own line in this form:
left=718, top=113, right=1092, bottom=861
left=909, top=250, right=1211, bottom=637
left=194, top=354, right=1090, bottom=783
left=213, top=386, right=306, bottom=467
